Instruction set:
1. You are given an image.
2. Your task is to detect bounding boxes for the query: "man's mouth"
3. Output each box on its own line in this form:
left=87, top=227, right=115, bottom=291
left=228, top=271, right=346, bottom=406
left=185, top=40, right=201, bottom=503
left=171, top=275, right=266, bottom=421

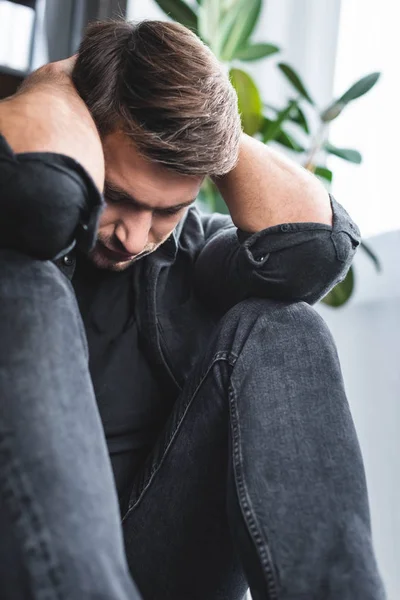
left=97, top=241, right=135, bottom=262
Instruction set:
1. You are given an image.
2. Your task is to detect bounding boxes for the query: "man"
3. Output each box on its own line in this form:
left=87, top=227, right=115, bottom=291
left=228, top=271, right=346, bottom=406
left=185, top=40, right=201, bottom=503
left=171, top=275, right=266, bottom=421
left=0, top=19, right=385, bottom=600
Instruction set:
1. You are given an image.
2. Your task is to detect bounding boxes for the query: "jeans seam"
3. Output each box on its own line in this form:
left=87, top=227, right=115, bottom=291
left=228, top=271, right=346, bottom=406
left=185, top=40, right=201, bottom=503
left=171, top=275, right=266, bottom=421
left=0, top=432, right=65, bottom=600
left=229, top=382, right=279, bottom=600
left=123, top=350, right=236, bottom=520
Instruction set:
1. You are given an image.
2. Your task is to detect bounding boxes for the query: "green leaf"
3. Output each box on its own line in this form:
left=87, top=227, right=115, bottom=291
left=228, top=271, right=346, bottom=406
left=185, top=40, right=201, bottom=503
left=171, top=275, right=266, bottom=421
left=321, top=72, right=381, bottom=123
left=220, top=0, right=262, bottom=61
left=277, top=63, right=314, bottom=105
left=234, top=42, right=279, bottom=62
left=153, top=0, right=198, bottom=31
left=214, top=1, right=242, bottom=58
left=264, top=102, right=311, bottom=133
left=262, top=100, right=297, bottom=142
left=289, top=105, right=310, bottom=134
left=321, top=267, right=354, bottom=307
left=198, top=0, right=222, bottom=50
left=221, top=0, right=238, bottom=9
left=263, top=102, right=278, bottom=112
left=360, top=241, right=382, bottom=272
left=213, top=190, right=229, bottom=214
left=325, top=142, right=362, bottom=164
left=230, top=68, right=263, bottom=135
left=314, top=166, right=333, bottom=183
left=260, top=116, right=273, bottom=136
left=275, top=129, right=305, bottom=153
left=338, top=72, right=381, bottom=104
left=199, top=178, right=228, bottom=214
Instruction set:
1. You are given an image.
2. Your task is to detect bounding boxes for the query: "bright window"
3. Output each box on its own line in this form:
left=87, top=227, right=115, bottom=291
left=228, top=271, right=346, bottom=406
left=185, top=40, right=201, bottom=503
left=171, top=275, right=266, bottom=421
left=330, top=0, right=400, bottom=238
left=0, top=0, right=34, bottom=72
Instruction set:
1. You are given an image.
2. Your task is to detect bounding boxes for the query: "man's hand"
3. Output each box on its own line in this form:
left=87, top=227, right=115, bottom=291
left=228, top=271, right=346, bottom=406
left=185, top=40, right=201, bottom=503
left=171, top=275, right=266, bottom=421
left=214, top=133, right=332, bottom=232
left=0, top=58, right=105, bottom=260
left=0, top=57, right=104, bottom=191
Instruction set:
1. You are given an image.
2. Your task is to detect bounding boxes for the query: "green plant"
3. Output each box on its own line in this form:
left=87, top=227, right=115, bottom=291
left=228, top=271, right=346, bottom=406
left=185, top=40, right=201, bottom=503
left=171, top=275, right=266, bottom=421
left=153, top=0, right=381, bottom=306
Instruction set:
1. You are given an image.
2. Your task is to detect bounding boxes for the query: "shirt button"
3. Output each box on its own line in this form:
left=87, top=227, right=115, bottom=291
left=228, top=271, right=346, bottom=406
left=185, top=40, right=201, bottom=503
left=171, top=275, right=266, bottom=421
left=281, top=224, right=290, bottom=232
left=63, top=254, right=74, bottom=267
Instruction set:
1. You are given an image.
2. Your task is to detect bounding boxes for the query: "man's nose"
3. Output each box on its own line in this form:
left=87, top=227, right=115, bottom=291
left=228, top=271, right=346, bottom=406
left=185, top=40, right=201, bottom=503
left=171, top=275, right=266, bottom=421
left=115, top=211, right=152, bottom=256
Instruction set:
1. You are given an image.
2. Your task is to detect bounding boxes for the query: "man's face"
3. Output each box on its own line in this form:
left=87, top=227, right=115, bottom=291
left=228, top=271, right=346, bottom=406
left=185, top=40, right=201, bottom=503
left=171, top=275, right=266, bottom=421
left=90, top=131, right=203, bottom=271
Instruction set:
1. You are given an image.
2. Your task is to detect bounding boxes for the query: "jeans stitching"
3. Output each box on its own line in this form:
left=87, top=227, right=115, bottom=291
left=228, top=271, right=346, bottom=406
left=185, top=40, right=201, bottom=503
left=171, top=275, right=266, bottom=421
left=0, top=432, right=65, bottom=600
left=228, top=383, right=279, bottom=600
left=124, top=350, right=235, bottom=519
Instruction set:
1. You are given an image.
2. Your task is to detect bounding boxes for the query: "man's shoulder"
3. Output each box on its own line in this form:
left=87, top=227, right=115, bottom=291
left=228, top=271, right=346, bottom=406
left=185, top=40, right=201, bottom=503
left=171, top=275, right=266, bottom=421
left=180, top=204, right=234, bottom=243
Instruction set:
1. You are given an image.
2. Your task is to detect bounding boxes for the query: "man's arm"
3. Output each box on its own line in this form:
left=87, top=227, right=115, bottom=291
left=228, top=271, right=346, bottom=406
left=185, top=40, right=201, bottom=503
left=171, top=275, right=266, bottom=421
left=214, top=133, right=332, bottom=232
left=0, top=58, right=104, bottom=188
left=194, top=134, right=360, bottom=312
left=0, top=59, right=104, bottom=260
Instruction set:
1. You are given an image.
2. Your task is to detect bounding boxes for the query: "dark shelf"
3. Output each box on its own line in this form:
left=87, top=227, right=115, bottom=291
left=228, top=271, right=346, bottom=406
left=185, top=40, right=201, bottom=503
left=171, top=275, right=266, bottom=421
left=0, top=65, right=28, bottom=79
left=9, top=1, right=36, bottom=8
left=0, top=65, right=27, bottom=100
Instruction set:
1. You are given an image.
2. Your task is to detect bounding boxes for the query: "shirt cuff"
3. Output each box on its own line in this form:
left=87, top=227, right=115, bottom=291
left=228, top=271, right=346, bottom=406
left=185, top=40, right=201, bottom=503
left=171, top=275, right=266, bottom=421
left=236, top=194, right=360, bottom=265
left=0, top=133, right=104, bottom=260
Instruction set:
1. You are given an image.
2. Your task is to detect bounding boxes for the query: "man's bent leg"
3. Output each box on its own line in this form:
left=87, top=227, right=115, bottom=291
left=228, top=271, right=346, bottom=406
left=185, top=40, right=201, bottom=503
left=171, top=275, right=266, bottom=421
left=224, top=300, right=385, bottom=600
left=0, top=251, right=140, bottom=599
left=122, top=299, right=384, bottom=600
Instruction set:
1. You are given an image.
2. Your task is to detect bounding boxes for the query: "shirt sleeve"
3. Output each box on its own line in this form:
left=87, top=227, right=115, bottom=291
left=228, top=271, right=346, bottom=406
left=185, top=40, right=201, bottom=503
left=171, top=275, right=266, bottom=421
left=194, top=194, right=361, bottom=313
left=0, top=133, right=104, bottom=261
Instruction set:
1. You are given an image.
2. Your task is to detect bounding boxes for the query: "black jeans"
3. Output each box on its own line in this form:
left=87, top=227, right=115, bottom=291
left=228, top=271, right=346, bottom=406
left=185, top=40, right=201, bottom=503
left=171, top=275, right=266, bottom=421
left=0, top=250, right=385, bottom=600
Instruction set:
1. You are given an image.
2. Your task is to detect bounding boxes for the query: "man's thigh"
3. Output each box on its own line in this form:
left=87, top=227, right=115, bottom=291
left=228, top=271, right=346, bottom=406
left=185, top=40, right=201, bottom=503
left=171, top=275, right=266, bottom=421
left=0, top=251, right=139, bottom=600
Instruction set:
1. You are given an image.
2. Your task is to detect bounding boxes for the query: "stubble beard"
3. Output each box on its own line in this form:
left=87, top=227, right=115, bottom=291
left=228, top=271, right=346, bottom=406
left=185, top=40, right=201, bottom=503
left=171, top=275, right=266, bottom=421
left=87, top=236, right=160, bottom=271
left=87, top=245, right=136, bottom=271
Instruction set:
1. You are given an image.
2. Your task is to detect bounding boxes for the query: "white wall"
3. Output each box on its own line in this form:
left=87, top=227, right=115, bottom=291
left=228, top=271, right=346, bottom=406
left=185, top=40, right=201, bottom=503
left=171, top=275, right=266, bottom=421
left=127, top=0, right=166, bottom=21
left=0, top=0, right=35, bottom=71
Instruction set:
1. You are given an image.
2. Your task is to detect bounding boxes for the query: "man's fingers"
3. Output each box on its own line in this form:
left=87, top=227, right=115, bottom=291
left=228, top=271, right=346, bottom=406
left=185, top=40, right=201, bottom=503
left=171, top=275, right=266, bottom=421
left=17, top=56, right=77, bottom=95
left=52, top=55, right=78, bottom=77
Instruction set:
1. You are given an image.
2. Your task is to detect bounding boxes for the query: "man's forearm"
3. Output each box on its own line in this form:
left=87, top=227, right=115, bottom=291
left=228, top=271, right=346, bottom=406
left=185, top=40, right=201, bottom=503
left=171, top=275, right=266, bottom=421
left=214, top=133, right=332, bottom=233
left=0, top=60, right=105, bottom=260
left=0, top=59, right=104, bottom=191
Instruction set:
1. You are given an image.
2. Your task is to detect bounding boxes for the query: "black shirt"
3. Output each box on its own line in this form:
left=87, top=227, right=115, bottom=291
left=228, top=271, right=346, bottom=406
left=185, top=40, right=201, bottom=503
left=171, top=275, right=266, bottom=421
left=72, top=253, right=165, bottom=513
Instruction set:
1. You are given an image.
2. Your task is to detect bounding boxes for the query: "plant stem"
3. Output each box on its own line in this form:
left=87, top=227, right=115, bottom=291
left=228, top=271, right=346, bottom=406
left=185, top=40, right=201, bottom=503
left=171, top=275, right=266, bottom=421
left=304, top=123, right=327, bottom=171
left=263, top=99, right=298, bottom=143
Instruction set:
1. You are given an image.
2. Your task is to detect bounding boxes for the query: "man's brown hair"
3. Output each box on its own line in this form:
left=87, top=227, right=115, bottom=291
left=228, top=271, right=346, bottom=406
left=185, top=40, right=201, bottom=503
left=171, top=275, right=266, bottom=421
left=72, top=20, right=241, bottom=176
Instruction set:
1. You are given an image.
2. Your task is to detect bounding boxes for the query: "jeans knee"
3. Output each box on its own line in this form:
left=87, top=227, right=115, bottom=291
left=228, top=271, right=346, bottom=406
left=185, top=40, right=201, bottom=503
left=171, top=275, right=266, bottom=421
left=218, top=297, right=335, bottom=358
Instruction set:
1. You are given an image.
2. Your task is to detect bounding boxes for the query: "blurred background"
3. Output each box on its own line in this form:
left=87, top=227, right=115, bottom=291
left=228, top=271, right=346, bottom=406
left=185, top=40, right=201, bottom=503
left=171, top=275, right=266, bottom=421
left=0, top=0, right=398, bottom=597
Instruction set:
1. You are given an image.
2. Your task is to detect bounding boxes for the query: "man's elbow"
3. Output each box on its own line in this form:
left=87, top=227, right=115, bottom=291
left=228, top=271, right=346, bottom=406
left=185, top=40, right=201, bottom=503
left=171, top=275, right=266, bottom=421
left=251, top=230, right=359, bottom=306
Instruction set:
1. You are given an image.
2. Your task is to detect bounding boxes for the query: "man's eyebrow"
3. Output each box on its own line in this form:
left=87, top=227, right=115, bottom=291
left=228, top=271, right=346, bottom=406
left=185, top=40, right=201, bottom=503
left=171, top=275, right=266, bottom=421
left=104, top=181, right=196, bottom=213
